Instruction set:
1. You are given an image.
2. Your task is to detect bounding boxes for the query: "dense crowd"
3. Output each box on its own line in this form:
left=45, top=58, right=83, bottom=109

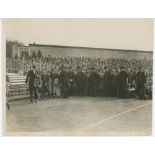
left=24, top=56, right=152, bottom=103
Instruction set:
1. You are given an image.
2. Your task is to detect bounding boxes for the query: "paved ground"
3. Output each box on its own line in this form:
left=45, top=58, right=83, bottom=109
left=6, top=97, right=152, bottom=136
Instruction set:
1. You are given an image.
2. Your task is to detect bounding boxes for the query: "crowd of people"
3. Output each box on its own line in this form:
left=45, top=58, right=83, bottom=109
left=24, top=56, right=152, bottom=103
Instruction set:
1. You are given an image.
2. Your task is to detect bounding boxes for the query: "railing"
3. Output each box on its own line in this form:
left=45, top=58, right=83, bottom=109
left=6, top=58, right=30, bottom=74
left=7, top=73, right=29, bottom=100
left=6, top=58, right=52, bottom=74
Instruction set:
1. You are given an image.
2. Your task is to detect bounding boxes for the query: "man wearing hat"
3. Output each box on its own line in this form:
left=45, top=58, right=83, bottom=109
left=68, top=66, right=75, bottom=96
left=89, top=67, right=100, bottom=96
left=103, top=66, right=112, bottom=97
left=118, top=66, right=128, bottom=98
left=59, top=66, right=69, bottom=98
left=76, top=66, right=87, bottom=96
left=135, top=66, right=146, bottom=99
left=25, top=64, right=38, bottom=103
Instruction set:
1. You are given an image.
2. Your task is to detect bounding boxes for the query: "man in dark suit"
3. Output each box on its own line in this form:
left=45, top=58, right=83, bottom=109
left=103, top=66, right=112, bottom=97
left=135, top=66, right=146, bottom=99
left=89, top=67, right=100, bottom=96
left=59, top=66, right=69, bottom=98
left=76, top=66, right=87, bottom=96
left=25, top=64, right=38, bottom=103
left=68, top=67, right=75, bottom=96
left=118, top=66, right=128, bottom=98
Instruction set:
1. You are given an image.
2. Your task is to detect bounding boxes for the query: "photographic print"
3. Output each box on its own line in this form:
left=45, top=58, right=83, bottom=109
left=2, top=19, right=153, bottom=136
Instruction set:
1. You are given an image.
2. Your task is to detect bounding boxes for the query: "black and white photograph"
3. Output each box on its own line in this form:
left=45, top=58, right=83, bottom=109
left=2, top=19, right=153, bottom=136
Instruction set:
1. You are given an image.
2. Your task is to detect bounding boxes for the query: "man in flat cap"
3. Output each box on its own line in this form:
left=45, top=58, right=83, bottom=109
left=25, top=64, right=38, bottom=103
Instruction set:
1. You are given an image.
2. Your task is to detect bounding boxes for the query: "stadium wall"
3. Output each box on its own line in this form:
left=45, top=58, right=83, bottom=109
left=29, top=44, right=153, bottom=59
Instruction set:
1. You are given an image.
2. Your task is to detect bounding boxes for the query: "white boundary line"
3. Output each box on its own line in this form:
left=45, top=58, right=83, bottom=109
left=80, top=103, right=152, bottom=131
left=10, top=98, right=70, bottom=107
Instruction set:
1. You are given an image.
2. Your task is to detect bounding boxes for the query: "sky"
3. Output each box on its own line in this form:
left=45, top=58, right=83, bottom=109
left=2, top=19, right=153, bottom=51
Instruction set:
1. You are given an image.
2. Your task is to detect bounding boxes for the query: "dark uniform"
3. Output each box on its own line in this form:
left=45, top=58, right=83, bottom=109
left=84, top=72, right=90, bottom=96
left=118, top=67, right=128, bottom=98
left=76, top=69, right=87, bottom=96
left=89, top=68, right=100, bottom=96
left=136, top=67, right=146, bottom=99
left=41, top=73, right=50, bottom=98
left=59, top=68, right=69, bottom=98
left=25, top=65, right=38, bottom=103
left=111, top=72, right=118, bottom=97
left=103, top=68, right=112, bottom=97
left=68, top=70, right=75, bottom=95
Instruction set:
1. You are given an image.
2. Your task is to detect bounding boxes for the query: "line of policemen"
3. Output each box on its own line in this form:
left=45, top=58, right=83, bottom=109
left=26, top=64, right=148, bottom=103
